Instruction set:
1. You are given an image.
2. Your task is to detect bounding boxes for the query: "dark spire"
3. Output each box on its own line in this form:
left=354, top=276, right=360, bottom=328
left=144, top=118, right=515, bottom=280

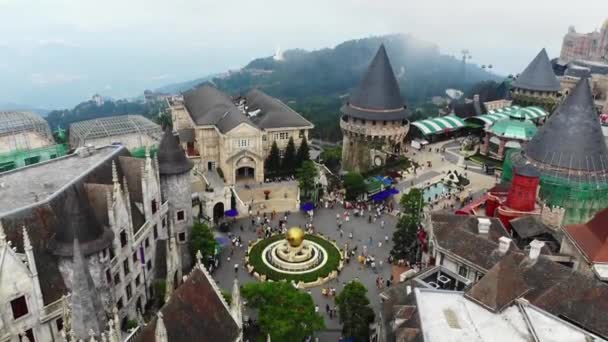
left=525, top=79, right=608, bottom=172
left=157, top=128, right=194, bottom=176
left=512, top=48, right=561, bottom=92
left=70, top=237, right=107, bottom=340
left=341, top=44, right=410, bottom=121
left=50, top=186, right=114, bottom=257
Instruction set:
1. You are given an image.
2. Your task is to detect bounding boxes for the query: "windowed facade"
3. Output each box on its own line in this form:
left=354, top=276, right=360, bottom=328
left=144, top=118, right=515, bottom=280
left=176, top=210, right=185, bottom=222
left=151, top=199, right=158, bottom=214
left=233, top=139, right=250, bottom=148
left=10, top=295, right=28, bottom=319
left=120, top=230, right=128, bottom=248
left=178, top=232, right=186, bottom=242
left=123, top=259, right=130, bottom=275
left=126, top=283, right=132, bottom=300
left=458, top=265, right=469, bottom=278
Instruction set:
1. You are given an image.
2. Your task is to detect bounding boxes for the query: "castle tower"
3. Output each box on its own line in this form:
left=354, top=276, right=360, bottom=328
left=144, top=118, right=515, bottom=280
left=505, top=79, right=608, bottom=225
left=506, top=164, right=540, bottom=212
left=157, top=128, right=194, bottom=271
left=340, top=44, right=411, bottom=172
left=511, top=48, right=562, bottom=112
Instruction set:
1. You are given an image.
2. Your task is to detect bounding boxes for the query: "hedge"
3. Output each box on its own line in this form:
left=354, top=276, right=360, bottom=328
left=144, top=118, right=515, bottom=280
left=248, top=234, right=342, bottom=283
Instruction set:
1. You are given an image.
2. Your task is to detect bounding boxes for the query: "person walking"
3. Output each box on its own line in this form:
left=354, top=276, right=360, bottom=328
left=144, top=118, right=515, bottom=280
left=380, top=220, right=385, bottom=229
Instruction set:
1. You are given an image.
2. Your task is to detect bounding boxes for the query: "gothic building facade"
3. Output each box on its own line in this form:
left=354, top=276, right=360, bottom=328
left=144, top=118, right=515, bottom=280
left=0, top=139, right=189, bottom=341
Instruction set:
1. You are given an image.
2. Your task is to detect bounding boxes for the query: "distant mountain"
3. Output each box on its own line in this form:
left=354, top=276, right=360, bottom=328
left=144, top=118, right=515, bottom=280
left=0, top=102, right=52, bottom=117
left=154, top=73, right=222, bottom=94
left=209, top=34, right=499, bottom=140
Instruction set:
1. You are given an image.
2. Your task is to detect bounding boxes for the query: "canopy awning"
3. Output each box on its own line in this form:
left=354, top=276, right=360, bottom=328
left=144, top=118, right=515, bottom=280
left=470, top=106, right=548, bottom=125
left=411, top=114, right=466, bottom=135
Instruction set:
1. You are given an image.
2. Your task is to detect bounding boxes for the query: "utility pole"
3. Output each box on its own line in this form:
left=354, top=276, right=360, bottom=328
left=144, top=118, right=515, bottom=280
left=461, top=49, right=472, bottom=84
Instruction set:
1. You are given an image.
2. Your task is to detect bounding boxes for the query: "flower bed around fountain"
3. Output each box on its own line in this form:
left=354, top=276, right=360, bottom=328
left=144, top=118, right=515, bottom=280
left=247, top=233, right=342, bottom=285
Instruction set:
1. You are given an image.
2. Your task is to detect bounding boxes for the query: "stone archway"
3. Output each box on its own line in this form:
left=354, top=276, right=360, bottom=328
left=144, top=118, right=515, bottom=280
left=235, top=156, right=256, bottom=183
left=213, top=202, right=225, bottom=223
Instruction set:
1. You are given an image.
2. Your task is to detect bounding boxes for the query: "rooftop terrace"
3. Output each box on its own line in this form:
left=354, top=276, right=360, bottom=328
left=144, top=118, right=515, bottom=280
left=0, top=145, right=122, bottom=216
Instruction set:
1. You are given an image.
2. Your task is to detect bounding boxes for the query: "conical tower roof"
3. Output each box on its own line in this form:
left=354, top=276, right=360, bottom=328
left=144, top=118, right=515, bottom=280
left=341, top=44, right=410, bottom=121
left=50, top=186, right=114, bottom=257
left=525, top=79, right=608, bottom=172
left=512, top=48, right=561, bottom=92
left=157, top=128, right=194, bottom=176
left=70, top=237, right=107, bottom=340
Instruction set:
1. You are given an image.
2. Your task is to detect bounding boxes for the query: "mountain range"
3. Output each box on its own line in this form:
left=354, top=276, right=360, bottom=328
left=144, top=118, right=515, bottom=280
left=45, top=34, right=499, bottom=139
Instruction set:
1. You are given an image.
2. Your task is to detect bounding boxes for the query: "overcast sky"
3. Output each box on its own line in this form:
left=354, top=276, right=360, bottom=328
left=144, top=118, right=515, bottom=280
left=1, top=0, right=606, bottom=108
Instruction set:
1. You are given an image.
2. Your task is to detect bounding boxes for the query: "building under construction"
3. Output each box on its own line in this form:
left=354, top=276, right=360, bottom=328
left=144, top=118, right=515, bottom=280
left=0, top=111, right=67, bottom=172
left=502, top=79, right=608, bottom=225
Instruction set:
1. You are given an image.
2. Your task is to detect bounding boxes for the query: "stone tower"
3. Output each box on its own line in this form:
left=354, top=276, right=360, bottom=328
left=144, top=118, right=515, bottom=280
left=511, top=48, right=562, bottom=112
left=157, top=128, right=194, bottom=271
left=340, top=44, right=411, bottom=172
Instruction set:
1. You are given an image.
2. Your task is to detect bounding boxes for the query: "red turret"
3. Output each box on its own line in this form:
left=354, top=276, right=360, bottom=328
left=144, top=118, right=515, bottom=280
left=506, top=164, right=540, bottom=212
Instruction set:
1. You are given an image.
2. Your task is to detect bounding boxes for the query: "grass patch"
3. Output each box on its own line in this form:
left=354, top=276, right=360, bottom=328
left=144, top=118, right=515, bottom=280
left=467, top=153, right=503, bottom=169
left=248, top=234, right=342, bottom=283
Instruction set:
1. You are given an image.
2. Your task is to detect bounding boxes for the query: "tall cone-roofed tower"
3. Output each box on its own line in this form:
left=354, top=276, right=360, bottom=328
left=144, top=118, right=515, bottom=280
left=503, top=79, right=608, bottom=225
left=340, top=44, right=411, bottom=172
left=157, top=128, right=194, bottom=271
left=511, top=48, right=562, bottom=112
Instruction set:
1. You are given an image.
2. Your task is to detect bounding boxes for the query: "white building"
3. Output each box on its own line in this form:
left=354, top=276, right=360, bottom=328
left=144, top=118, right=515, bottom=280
left=0, top=142, right=187, bottom=341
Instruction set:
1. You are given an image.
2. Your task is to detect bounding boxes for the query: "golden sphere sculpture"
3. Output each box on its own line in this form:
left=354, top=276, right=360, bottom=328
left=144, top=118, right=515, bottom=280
left=286, top=227, right=305, bottom=247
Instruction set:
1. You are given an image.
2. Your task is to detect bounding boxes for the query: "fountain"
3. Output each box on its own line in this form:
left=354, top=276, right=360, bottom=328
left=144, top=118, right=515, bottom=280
left=262, top=227, right=327, bottom=273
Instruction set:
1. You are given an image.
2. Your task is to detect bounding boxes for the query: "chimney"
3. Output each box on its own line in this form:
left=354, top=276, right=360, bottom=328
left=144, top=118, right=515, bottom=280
left=477, top=217, right=491, bottom=234
left=528, top=240, right=545, bottom=261
left=498, top=236, right=512, bottom=255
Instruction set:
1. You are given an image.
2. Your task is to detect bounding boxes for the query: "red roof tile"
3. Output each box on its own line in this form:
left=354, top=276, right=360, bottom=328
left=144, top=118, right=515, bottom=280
left=564, top=208, right=608, bottom=263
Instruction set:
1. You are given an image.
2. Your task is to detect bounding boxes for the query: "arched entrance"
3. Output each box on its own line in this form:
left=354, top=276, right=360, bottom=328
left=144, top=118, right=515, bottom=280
left=213, top=202, right=224, bottom=223
left=235, top=156, right=256, bottom=183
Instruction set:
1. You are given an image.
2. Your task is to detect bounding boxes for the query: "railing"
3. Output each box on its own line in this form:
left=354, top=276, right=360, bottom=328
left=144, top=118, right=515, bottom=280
left=40, top=295, right=68, bottom=321
left=123, top=326, right=141, bottom=342
left=133, top=221, right=150, bottom=244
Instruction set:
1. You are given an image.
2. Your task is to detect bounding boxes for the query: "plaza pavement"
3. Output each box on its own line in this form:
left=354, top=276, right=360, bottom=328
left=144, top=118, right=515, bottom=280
left=211, top=205, right=397, bottom=341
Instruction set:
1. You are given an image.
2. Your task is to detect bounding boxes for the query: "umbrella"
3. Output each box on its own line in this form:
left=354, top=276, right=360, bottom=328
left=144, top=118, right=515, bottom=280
left=371, top=191, right=390, bottom=202
left=388, top=188, right=399, bottom=195
left=300, top=202, right=315, bottom=211
left=215, top=236, right=231, bottom=247
left=224, top=208, right=238, bottom=217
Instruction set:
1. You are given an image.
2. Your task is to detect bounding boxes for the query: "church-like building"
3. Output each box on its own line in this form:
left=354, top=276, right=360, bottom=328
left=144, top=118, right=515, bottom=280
left=169, top=85, right=313, bottom=185
left=340, top=45, right=411, bottom=172
left=0, top=129, right=196, bottom=341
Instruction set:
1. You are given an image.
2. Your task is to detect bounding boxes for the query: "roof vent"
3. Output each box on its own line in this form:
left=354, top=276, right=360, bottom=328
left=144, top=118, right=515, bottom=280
left=498, top=236, right=512, bottom=255
left=528, top=239, right=545, bottom=261
left=477, top=217, right=491, bottom=234
left=75, top=147, right=90, bottom=158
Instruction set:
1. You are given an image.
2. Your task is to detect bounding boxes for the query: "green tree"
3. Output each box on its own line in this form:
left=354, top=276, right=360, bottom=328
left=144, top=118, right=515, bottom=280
left=335, top=281, right=375, bottom=342
left=266, top=141, right=282, bottom=177
left=189, top=222, right=218, bottom=263
left=320, top=146, right=342, bottom=171
left=391, top=188, right=425, bottom=261
left=296, top=160, right=319, bottom=200
left=343, top=172, right=366, bottom=201
left=282, top=137, right=297, bottom=175
left=295, top=136, right=310, bottom=169
left=242, top=282, right=325, bottom=341
left=156, top=110, right=173, bottom=129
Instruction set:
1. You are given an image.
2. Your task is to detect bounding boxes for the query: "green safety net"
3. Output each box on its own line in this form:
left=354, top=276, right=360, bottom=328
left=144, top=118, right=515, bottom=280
left=502, top=150, right=608, bottom=225
left=0, top=144, right=69, bottom=172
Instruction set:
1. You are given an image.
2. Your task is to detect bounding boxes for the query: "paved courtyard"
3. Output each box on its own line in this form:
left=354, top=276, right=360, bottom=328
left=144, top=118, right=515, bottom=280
left=211, top=205, right=398, bottom=341
left=208, top=138, right=498, bottom=341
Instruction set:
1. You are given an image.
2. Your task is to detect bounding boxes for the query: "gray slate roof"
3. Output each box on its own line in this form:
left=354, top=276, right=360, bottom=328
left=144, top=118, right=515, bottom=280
left=341, top=44, right=410, bottom=121
left=157, top=129, right=194, bottom=176
left=183, top=85, right=252, bottom=133
left=245, top=89, right=313, bottom=129
left=512, top=49, right=561, bottom=92
left=525, top=79, right=608, bottom=172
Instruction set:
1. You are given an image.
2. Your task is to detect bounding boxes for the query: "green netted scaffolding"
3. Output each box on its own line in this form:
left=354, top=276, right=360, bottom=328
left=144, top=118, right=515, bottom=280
left=130, top=145, right=158, bottom=159
left=0, top=144, right=69, bottom=172
left=502, top=149, right=608, bottom=225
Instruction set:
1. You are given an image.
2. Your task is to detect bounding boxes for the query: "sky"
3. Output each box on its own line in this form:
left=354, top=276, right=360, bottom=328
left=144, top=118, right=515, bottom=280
left=0, top=0, right=606, bottom=109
